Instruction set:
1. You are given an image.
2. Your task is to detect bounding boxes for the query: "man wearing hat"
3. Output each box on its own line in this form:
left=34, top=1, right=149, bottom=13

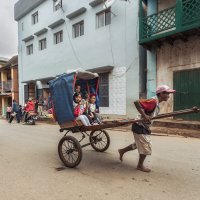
left=118, top=85, right=175, bottom=172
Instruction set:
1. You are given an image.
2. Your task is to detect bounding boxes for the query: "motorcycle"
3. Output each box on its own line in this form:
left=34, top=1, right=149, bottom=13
left=23, top=111, right=38, bottom=125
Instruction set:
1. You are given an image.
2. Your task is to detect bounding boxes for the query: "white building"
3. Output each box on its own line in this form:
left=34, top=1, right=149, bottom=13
left=14, top=0, right=145, bottom=118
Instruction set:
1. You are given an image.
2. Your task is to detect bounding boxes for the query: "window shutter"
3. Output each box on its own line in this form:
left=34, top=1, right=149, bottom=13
left=99, top=73, right=109, bottom=107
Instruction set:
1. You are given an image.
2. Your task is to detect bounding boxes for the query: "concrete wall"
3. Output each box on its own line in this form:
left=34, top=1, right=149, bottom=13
left=146, top=0, right=176, bottom=99
left=146, top=0, right=157, bottom=98
left=16, top=0, right=140, bottom=117
left=11, top=67, right=19, bottom=102
left=157, top=36, right=200, bottom=114
left=158, top=0, right=176, bottom=12
left=0, top=97, right=2, bottom=115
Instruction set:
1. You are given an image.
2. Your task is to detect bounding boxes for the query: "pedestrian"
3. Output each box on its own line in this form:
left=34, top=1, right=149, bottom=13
left=43, top=98, right=47, bottom=111
left=18, top=105, right=23, bottom=122
left=35, top=99, right=39, bottom=113
left=118, top=85, right=175, bottom=172
left=38, top=96, right=43, bottom=116
left=6, top=105, right=12, bottom=120
left=9, top=100, right=20, bottom=123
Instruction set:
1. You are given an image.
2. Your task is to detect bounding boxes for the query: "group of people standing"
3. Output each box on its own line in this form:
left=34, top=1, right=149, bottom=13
left=6, top=99, right=34, bottom=124
left=36, top=96, right=52, bottom=116
left=6, top=96, right=52, bottom=124
left=6, top=100, right=22, bottom=123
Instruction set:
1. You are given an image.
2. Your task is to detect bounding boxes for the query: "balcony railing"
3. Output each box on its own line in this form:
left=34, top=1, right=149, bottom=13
left=0, top=81, right=12, bottom=93
left=139, top=0, right=200, bottom=44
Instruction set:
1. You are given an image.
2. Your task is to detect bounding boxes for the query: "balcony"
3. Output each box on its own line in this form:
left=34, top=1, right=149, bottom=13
left=0, top=81, right=12, bottom=94
left=139, top=0, right=200, bottom=46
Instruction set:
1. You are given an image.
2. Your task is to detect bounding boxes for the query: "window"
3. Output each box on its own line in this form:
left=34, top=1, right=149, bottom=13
left=99, top=73, right=109, bottom=107
left=73, top=21, right=84, bottom=38
left=54, top=31, right=63, bottom=44
left=53, top=0, right=62, bottom=11
left=26, top=44, right=33, bottom=55
left=96, top=9, right=111, bottom=28
left=32, top=11, right=38, bottom=25
left=39, top=38, right=47, bottom=50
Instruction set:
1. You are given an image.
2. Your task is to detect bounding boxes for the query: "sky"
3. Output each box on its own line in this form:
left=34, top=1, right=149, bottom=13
left=0, top=0, right=18, bottom=59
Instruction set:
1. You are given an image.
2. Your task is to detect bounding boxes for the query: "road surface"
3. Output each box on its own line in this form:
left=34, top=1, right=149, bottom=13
left=0, top=119, right=199, bottom=200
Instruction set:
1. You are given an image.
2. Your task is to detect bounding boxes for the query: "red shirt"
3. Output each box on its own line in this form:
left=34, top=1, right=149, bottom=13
left=74, top=104, right=85, bottom=118
left=138, top=98, right=158, bottom=114
left=24, top=101, right=34, bottom=112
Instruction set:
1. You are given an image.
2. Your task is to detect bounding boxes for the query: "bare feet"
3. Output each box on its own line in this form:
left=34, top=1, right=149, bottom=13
left=137, top=165, right=151, bottom=173
left=118, top=149, right=124, bottom=162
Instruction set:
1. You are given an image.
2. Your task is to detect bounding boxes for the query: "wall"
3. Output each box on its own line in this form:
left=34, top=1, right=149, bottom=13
left=11, top=67, right=19, bottom=102
left=0, top=97, right=2, bottom=115
left=147, top=0, right=157, bottom=98
left=158, top=0, right=176, bottom=11
left=157, top=36, right=200, bottom=113
left=16, top=0, right=140, bottom=117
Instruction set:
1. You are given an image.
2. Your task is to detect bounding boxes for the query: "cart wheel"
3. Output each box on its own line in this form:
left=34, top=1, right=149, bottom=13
left=58, top=135, right=82, bottom=168
left=89, top=130, right=110, bottom=152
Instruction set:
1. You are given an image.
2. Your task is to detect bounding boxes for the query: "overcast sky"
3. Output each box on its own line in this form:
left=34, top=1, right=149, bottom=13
left=0, top=0, right=18, bottom=59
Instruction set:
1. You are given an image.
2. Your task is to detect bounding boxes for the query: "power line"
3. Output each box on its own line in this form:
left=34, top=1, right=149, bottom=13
left=60, top=6, right=83, bottom=67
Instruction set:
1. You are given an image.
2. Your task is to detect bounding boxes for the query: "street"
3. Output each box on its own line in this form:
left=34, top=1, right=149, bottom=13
left=0, top=119, right=200, bottom=200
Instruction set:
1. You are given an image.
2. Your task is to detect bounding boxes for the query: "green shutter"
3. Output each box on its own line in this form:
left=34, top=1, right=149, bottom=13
left=174, top=68, right=200, bottom=120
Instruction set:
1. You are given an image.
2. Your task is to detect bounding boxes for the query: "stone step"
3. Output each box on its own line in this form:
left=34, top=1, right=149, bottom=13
left=153, top=119, right=200, bottom=130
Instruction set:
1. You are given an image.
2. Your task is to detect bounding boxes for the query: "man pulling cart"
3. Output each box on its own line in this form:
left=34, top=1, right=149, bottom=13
left=119, top=85, right=175, bottom=172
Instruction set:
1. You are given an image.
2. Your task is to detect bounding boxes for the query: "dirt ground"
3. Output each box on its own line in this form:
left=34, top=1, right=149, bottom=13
left=0, top=119, right=200, bottom=200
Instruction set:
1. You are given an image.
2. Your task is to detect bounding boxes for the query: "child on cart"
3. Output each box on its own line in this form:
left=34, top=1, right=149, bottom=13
left=74, top=83, right=81, bottom=94
left=81, top=92, right=94, bottom=124
left=73, top=92, right=91, bottom=126
left=88, top=94, right=102, bottom=124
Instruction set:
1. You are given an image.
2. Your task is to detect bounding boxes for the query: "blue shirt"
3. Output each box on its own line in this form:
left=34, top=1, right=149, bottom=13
left=12, top=102, right=19, bottom=112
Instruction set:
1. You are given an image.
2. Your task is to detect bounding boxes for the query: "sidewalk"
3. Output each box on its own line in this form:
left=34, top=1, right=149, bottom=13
left=110, top=119, right=200, bottom=138
left=153, top=119, right=200, bottom=130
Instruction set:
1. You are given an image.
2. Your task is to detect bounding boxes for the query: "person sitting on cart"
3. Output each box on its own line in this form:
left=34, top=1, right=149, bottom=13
left=73, top=92, right=91, bottom=126
left=74, top=83, right=81, bottom=94
left=88, top=94, right=102, bottom=124
left=81, top=91, right=93, bottom=124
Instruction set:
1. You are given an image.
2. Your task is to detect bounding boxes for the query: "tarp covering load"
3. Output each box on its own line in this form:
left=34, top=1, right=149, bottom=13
left=49, top=70, right=99, bottom=125
left=49, top=73, right=75, bottom=124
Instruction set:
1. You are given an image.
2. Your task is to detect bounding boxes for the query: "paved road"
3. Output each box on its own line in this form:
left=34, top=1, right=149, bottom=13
left=0, top=119, right=200, bottom=200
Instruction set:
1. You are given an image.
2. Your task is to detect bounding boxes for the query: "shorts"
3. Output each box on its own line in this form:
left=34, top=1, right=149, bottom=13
left=132, top=132, right=152, bottom=155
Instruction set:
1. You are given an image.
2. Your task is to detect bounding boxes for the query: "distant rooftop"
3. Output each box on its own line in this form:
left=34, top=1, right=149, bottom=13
left=0, top=57, right=9, bottom=62
left=0, top=56, right=18, bottom=69
left=14, top=0, right=46, bottom=21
